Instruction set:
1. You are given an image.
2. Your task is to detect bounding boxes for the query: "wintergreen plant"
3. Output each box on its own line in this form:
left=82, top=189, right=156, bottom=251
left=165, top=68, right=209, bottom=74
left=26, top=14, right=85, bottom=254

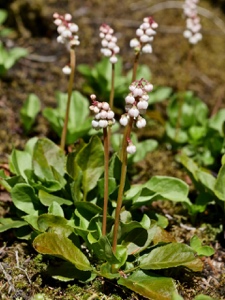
left=20, top=93, right=41, bottom=133
left=43, top=90, right=92, bottom=145
left=0, top=13, right=216, bottom=300
left=99, top=23, right=119, bottom=110
left=183, top=0, right=202, bottom=44
left=0, top=9, right=28, bottom=77
left=53, top=12, right=80, bottom=150
left=166, top=91, right=225, bottom=168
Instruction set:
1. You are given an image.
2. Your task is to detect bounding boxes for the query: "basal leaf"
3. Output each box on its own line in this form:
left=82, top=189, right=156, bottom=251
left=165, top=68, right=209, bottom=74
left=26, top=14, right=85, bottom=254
left=118, top=270, right=177, bottom=300
left=139, top=243, right=200, bottom=270
left=11, top=183, right=41, bottom=215
left=214, top=163, right=225, bottom=201
left=33, top=232, right=92, bottom=271
left=76, top=136, right=104, bottom=199
left=0, top=218, right=27, bottom=233
left=39, top=190, right=72, bottom=207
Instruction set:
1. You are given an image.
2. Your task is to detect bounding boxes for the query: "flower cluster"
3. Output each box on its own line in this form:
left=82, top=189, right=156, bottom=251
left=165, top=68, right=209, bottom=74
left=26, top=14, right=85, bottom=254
left=120, top=79, right=153, bottom=153
left=183, top=0, right=202, bottom=44
left=89, top=95, right=115, bottom=130
left=130, top=17, right=158, bottom=54
left=53, top=13, right=80, bottom=48
left=99, top=24, right=120, bottom=64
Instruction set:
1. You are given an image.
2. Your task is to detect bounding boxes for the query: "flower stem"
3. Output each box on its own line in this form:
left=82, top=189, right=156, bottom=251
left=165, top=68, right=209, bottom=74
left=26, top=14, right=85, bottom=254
left=132, top=51, right=140, bottom=82
left=102, top=127, right=109, bottom=236
left=112, top=117, right=133, bottom=253
left=109, top=63, right=115, bottom=110
left=60, top=48, right=76, bottom=150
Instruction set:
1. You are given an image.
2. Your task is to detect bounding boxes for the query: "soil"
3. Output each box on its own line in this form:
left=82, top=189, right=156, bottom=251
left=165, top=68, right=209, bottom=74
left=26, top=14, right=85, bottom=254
left=0, top=0, right=225, bottom=299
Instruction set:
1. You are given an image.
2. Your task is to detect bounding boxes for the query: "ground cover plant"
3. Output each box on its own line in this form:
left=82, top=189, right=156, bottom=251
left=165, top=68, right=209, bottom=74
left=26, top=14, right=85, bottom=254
left=0, top=0, right=225, bottom=299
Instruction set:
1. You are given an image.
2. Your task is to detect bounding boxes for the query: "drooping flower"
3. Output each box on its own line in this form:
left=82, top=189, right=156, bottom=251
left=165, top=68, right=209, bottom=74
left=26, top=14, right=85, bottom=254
left=130, top=17, right=158, bottom=54
left=89, top=94, right=115, bottom=130
left=183, top=0, right=202, bottom=44
left=99, top=23, right=120, bottom=64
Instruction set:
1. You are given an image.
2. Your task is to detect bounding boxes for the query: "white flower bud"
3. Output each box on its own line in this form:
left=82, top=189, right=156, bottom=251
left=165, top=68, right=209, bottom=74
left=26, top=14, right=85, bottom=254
left=102, top=102, right=110, bottom=111
left=99, top=120, right=108, bottom=128
left=145, top=28, right=156, bottom=36
left=125, top=95, right=135, bottom=104
left=136, top=28, right=144, bottom=36
left=93, top=106, right=100, bottom=114
left=110, top=56, right=118, bottom=64
left=61, top=29, right=72, bottom=38
left=100, top=111, right=108, bottom=119
left=64, top=13, right=72, bottom=21
left=113, top=46, right=120, bottom=54
left=69, top=23, right=79, bottom=32
left=141, top=94, right=149, bottom=101
left=144, top=83, right=153, bottom=92
left=105, top=34, right=112, bottom=41
left=99, top=32, right=105, bottom=38
left=57, top=35, right=65, bottom=44
left=57, top=25, right=66, bottom=34
left=136, top=117, right=147, bottom=128
left=127, top=144, right=136, bottom=154
left=92, top=120, right=99, bottom=128
left=107, top=110, right=115, bottom=119
left=130, top=38, right=140, bottom=48
left=62, top=65, right=71, bottom=75
left=54, top=19, right=62, bottom=26
left=133, top=88, right=143, bottom=97
left=101, top=39, right=108, bottom=47
left=142, top=44, right=152, bottom=53
left=128, top=106, right=139, bottom=118
left=137, top=101, right=148, bottom=110
left=120, top=115, right=129, bottom=126
left=140, top=34, right=149, bottom=43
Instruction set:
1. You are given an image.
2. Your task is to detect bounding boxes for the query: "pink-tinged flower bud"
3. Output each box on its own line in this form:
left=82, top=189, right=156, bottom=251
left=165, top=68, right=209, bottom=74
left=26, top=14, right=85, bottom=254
left=125, top=95, right=135, bottom=104
left=62, top=65, right=71, bottom=75
left=141, top=94, right=149, bottom=101
left=133, top=88, right=143, bottom=97
left=137, top=101, right=148, bottom=110
left=101, top=39, right=108, bottom=47
left=136, top=117, right=147, bottom=128
left=90, top=94, right=96, bottom=100
left=102, top=102, right=110, bottom=111
left=100, top=111, right=108, bottom=119
left=99, top=120, right=108, bottom=128
left=65, top=13, right=72, bottom=21
left=120, top=115, right=129, bottom=126
left=127, top=144, right=136, bottom=154
left=110, top=56, right=118, bottom=64
left=128, top=106, right=139, bottom=118
left=69, top=23, right=79, bottom=32
left=144, top=83, right=153, bottom=92
left=93, top=106, right=100, bottom=114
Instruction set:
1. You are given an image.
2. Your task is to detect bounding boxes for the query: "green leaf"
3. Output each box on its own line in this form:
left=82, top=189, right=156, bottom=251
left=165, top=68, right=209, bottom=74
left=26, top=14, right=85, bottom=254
left=20, top=93, right=41, bottom=133
left=139, top=243, right=203, bottom=271
left=37, top=214, right=73, bottom=236
left=48, top=202, right=64, bottom=217
left=32, top=138, right=65, bottom=187
left=9, top=149, right=32, bottom=180
left=76, top=136, right=104, bottom=199
left=214, top=163, right=225, bottom=201
left=33, top=232, right=92, bottom=271
left=0, top=218, right=27, bottom=233
left=11, top=183, right=40, bottom=215
left=0, top=9, right=8, bottom=25
left=209, top=108, right=225, bottom=136
left=47, top=261, right=95, bottom=282
left=194, top=295, right=215, bottom=300
left=149, top=87, right=172, bottom=104
left=133, top=140, right=158, bottom=163
left=118, top=270, right=177, bottom=300
left=144, top=176, right=190, bottom=204
left=39, top=190, right=72, bottom=207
